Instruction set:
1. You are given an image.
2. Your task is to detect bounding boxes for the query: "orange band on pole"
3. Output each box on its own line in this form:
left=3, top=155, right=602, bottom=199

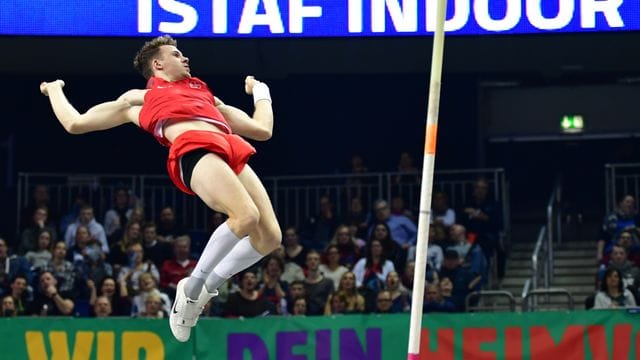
left=425, top=123, right=438, bottom=154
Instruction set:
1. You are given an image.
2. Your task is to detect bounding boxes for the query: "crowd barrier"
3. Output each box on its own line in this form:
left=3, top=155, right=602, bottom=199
left=605, top=163, right=640, bottom=213
left=2, top=310, right=638, bottom=359
left=17, top=169, right=509, bottom=240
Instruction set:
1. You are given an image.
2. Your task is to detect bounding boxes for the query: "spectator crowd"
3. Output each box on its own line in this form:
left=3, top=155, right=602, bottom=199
left=1, top=164, right=503, bottom=319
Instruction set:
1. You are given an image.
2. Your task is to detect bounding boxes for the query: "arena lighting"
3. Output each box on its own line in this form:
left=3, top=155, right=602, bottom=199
left=0, top=0, right=638, bottom=37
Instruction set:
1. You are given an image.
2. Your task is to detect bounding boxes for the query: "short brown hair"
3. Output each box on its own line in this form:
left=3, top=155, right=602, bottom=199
left=133, top=35, right=177, bottom=79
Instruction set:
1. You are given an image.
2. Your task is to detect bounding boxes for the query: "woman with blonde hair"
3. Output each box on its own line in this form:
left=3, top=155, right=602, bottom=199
left=131, top=272, right=172, bottom=317
left=324, top=271, right=365, bottom=315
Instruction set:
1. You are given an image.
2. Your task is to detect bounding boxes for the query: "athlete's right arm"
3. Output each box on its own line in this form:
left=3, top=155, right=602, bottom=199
left=40, top=80, right=141, bottom=134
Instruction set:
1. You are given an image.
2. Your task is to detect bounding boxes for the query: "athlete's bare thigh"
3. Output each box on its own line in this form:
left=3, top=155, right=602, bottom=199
left=237, top=165, right=281, bottom=252
left=189, top=153, right=259, bottom=236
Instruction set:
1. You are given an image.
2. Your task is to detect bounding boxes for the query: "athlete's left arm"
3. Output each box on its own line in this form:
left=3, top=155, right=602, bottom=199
left=215, top=76, right=273, bottom=141
left=117, top=89, right=148, bottom=105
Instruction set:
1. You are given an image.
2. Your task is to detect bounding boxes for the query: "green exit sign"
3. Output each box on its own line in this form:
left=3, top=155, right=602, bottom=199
left=560, top=115, right=584, bottom=133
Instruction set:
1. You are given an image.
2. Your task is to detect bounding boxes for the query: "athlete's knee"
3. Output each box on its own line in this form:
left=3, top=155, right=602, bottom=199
left=263, top=225, right=282, bottom=252
left=230, top=204, right=260, bottom=235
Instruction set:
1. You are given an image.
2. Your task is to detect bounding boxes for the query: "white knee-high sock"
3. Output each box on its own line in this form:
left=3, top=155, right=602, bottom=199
left=205, top=237, right=264, bottom=292
left=184, top=222, right=240, bottom=299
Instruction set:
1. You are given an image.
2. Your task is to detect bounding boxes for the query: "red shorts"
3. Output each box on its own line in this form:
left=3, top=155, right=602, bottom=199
left=167, top=130, right=256, bottom=195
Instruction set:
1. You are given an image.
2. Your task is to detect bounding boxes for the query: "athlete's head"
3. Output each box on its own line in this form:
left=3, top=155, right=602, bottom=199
left=133, top=35, right=190, bottom=81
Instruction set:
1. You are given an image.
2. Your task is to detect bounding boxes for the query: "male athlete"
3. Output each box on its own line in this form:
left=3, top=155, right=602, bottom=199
left=40, top=35, right=281, bottom=341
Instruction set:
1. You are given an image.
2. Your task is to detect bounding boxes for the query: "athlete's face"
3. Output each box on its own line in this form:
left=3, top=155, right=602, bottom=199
left=154, top=45, right=190, bottom=81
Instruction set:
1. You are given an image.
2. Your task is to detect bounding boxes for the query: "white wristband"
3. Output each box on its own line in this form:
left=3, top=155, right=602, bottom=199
left=252, top=82, right=272, bottom=105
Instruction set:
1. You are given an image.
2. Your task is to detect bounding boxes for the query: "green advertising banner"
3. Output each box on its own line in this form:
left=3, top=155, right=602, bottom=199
left=0, top=310, right=639, bottom=359
left=0, top=317, right=192, bottom=360
left=195, top=311, right=640, bottom=360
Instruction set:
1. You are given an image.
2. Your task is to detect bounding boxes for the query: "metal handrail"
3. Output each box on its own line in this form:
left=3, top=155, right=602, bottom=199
left=525, top=177, right=562, bottom=303
left=465, top=290, right=516, bottom=312
left=522, top=288, right=574, bottom=312
left=531, top=226, right=547, bottom=290
left=521, top=279, right=531, bottom=300
left=546, top=176, right=562, bottom=284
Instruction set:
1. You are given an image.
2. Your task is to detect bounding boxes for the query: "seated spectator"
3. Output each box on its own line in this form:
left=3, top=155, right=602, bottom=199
left=439, top=277, right=454, bottom=305
left=0, top=237, right=32, bottom=296
left=283, top=226, right=307, bottom=268
left=273, top=246, right=305, bottom=284
left=224, top=270, right=276, bottom=318
left=597, top=195, right=639, bottom=264
left=353, top=239, right=396, bottom=288
left=58, top=195, right=88, bottom=238
left=303, top=250, right=334, bottom=316
left=92, top=296, right=113, bottom=318
left=423, top=282, right=456, bottom=313
left=430, top=222, right=449, bottom=249
left=370, top=199, right=417, bottom=261
left=594, top=267, right=637, bottom=309
left=447, top=224, right=472, bottom=258
left=431, top=190, right=456, bottom=228
left=373, top=290, right=397, bottom=314
left=461, top=178, right=502, bottom=251
left=393, top=152, right=420, bottom=185
left=8, top=275, right=32, bottom=315
left=108, top=221, right=143, bottom=270
left=614, top=231, right=640, bottom=266
left=301, top=195, right=340, bottom=251
left=353, top=239, right=396, bottom=312
left=68, top=225, right=112, bottom=291
left=25, top=228, right=54, bottom=270
left=19, top=185, right=57, bottom=235
left=427, top=228, right=444, bottom=273
left=342, top=197, right=369, bottom=241
left=29, top=271, right=74, bottom=316
left=330, top=225, right=362, bottom=269
left=386, top=271, right=410, bottom=312
left=131, top=272, right=172, bottom=317
left=42, top=241, right=76, bottom=295
left=160, top=235, right=196, bottom=298
left=598, top=245, right=640, bottom=294
left=438, top=249, right=481, bottom=311
left=324, top=271, right=365, bottom=315
left=118, top=243, right=160, bottom=294
left=1, top=294, right=17, bottom=317
left=285, top=280, right=307, bottom=315
left=291, top=297, right=308, bottom=316
left=156, top=206, right=186, bottom=243
left=390, top=195, right=416, bottom=224
left=257, top=255, right=288, bottom=315
left=143, top=222, right=173, bottom=270
left=327, top=291, right=349, bottom=315
left=103, top=188, right=133, bottom=244
left=319, top=245, right=349, bottom=290
left=139, top=293, right=168, bottom=318
left=129, top=205, right=146, bottom=224
left=67, top=225, right=99, bottom=264
left=18, top=206, right=57, bottom=255
left=449, top=224, right=488, bottom=288
left=88, top=276, right=131, bottom=316
left=64, top=205, right=109, bottom=254
left=368, top=221, right=405, bottom=273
